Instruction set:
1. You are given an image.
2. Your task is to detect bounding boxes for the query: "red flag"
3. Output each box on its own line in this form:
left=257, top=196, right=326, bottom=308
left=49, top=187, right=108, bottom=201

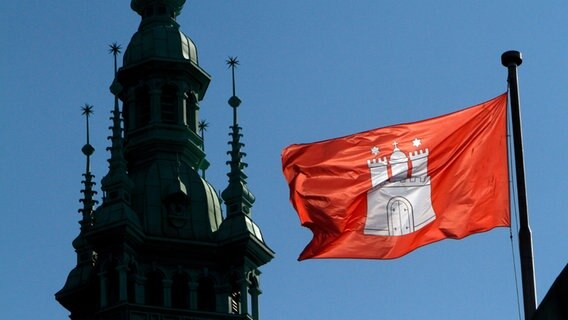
left=282, top=93, right=510, bottom=260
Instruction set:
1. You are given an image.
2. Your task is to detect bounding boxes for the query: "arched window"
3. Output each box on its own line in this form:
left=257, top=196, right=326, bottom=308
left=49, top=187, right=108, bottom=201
left=136, top=86, right=151, bottom=127
left=161, top=85, right=177, bottom=124
left=197, top=277, right=216, bottom=312
left=145, top=270, right=163, bottom=306
left=171, top=273, right=190, bottom=309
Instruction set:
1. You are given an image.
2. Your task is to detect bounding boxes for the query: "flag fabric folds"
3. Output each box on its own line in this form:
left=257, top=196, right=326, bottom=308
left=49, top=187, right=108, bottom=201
left=282, top=93, right=510, bottom=260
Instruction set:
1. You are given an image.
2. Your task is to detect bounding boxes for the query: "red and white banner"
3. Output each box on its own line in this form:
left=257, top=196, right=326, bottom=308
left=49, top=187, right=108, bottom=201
left=282, top=93, right=510, bottom=260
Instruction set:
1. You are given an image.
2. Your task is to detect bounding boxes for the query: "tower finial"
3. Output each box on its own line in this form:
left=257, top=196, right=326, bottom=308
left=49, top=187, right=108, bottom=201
left=198, top=119, right=209, bottom=178
left=108, top=42, right=124, bottom=150
left=221, top=58, right=255, bottom=217
left=101, top=43, right=134, bottom=205
left=81, top=104, right=94, bottom=148
left=227, top=56, right=239, bottom=97
left=226, top=57, right=242, bottom=127
left=108, top=42, right=122, bottom=76
left=79, top=104, right=98, bottom=229
left=198, top=120, right=209, bottom=145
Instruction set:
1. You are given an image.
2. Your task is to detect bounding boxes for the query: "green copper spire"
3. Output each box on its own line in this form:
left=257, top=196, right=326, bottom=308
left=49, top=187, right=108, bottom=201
left=101, top=43, right=134, bottom=205
left=79, top=104, right=98, bottom=229
left=221, top=57, right=255, bottom=217
left=216, top=59, right=274, bottom=319
left=56, top=105, right=99, bottom=312
left=74, top=104, right=98, bottom=262
left=124, top=0, right=200, bottom=67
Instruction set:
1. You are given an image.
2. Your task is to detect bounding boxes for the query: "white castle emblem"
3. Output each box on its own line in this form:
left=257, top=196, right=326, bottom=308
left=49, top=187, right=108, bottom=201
left=364, top=140, right=437, bottom=236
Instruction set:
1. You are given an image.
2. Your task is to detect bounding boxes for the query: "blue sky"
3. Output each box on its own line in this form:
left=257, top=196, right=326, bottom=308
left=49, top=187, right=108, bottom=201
left=1, top=1, right=566, bottom=319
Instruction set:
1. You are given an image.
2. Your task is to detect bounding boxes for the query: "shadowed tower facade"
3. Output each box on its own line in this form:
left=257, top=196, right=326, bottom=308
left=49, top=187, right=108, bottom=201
left=56, top=1, right=274, bottom=319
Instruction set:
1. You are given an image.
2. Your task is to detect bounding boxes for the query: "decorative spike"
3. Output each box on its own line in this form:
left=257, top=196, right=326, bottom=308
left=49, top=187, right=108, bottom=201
left=221, top=58, right=255, bottom=217
left=101, top=43, right=134, bottom=205
left=108, top=42, right=122, bottom=76
left=79, top=105, right=98, bottom=230
left=198, top=120, right=209, bottom=178
left=198, top=120, right=209, bottom=146
left=226, top=56, right=239, bottom=98
left=107, top=43, right=126, bottom=168
left=81, top=104, right=94, bottom=146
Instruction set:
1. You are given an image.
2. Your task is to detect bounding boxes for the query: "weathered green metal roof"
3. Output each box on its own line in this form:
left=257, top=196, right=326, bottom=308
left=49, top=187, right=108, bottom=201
left=125, top=0, right=197, bottom=67
left=124, top=27, right=198, bottom=66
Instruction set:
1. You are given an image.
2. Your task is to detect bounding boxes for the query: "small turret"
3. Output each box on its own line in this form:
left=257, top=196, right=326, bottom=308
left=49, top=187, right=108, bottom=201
left=100, top=43, right=134, bottom=205
left=55, top=105, right=100, bottom=315
left=217, top=57, right=274, bottom=320
left=90, top=43, right=140, bottom=232
left=221, top=57, right=255, bottom=217
left=77, top=104, right=98, bottom=242
left=389, top=141, right=409, bottom=181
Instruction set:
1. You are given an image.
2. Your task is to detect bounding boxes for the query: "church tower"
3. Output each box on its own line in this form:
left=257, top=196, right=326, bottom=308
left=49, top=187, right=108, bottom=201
left=56, top=1, right=274, bottom=319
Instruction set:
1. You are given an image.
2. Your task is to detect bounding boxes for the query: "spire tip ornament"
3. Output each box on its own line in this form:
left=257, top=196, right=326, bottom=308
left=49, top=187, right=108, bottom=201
left=81, top=103, right=94, bottom=117
left=198, top=120, right=209, bottom=177
left=228, top=95, right=241, bottom=108
left=108, top=42, right=122, bottom=76
left=108, top=42, right=122, bottom=56
left=198, top=120, right=209, bottom=142
left=226, top=56, right=240, bottom=99
left=226, top=56, right=239, bottom=68
left=81, top=104, right=94, bottom=155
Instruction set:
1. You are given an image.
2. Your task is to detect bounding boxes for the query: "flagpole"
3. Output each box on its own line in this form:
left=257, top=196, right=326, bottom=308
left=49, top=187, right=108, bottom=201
left=501, top=50, right=537, bottom=320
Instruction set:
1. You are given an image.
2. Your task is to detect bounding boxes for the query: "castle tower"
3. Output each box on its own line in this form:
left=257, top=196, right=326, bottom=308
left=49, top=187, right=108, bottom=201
left=365, top=142, right=436, bottom=236
left=56, top=1, right=274, bottom=319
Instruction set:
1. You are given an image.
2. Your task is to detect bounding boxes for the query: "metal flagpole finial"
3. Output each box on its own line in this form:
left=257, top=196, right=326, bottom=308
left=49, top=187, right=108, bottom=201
left=501, top=50, right=523, bottom=68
